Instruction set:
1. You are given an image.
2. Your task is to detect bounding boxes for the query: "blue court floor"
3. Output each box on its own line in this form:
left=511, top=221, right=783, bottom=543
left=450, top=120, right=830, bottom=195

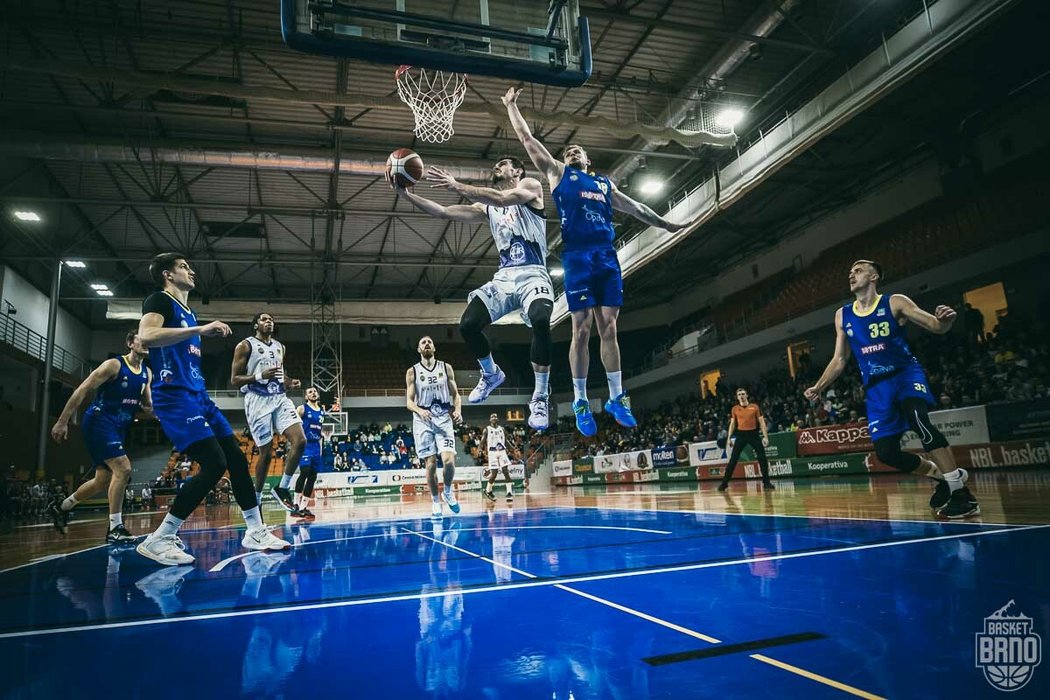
left=2, top=492, right=1048, bottom=699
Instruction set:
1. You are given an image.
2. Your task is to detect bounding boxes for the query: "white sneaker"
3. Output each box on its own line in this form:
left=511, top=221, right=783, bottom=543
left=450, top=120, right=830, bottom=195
left=528, top=395, right=549, bottom=430
left=431, top=500, right=442, bottom=519
left=443, top=489, right=461, bottom=515
left=469, top=368, right=506, bottom=403
left=137, top=534, right=196, bottom=566
left=241, top=527, right=292, bottom=551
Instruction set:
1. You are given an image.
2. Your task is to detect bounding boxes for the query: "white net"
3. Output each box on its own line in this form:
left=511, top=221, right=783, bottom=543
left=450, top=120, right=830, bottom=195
left=395, top=65, right=468, bottom=144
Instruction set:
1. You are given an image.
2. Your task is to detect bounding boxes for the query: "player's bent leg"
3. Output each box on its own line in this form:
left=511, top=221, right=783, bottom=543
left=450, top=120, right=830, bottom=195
left=50, top=467, right=109, bottom=534
left=440, top=451, right=460, bottom=514
left=902, top=397, right=978, bottom=516
left=461, top=297, right=505, bottom=402
left=103, top=455, right=137, bottom=543
left=271, top=423, right=306, bottom=513
left=526, top=298, right=553, bottom=430
left=218, top=434, right=292, bottom=551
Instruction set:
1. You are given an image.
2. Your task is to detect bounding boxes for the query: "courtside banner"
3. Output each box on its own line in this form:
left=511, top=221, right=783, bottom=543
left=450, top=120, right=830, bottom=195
left=594, top=450, right=653, bottom=474
left=553, top=460, right=574, bottom=477
left=796, top=422, right=872, bottom=456
left=688, top=440, right=724, bottom=466
left=739, top=431, right=797, bottom=460
left=986, top=399, right=1050, bottom=442
left=902, top=405, right=989, bottom=449
left=650, top=446, right=678, bottom=468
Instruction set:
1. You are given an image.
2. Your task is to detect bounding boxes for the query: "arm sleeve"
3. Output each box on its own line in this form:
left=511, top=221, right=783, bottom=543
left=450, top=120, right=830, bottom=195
left=141, top=292, right=175, bottom=324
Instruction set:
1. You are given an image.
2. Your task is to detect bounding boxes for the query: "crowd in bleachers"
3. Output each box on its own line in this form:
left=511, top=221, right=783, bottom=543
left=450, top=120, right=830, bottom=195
left=573, top=311, right=1050, bottom=457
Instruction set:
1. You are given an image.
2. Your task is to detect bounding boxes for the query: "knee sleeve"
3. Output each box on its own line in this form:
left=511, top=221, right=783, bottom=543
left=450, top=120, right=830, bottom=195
left=173, top=438, right=230, bottom=518
left=902, top=398, right=949, bottom=452
left=459, top=297, right=493, bottom=359
left=873, top=436, right=921, bottom=472
left=527, top=299, right=553, bottom=366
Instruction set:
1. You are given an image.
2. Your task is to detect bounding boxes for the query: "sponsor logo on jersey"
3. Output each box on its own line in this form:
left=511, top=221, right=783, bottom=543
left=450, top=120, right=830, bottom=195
left=188, top=344, right=202, bottom=357
left=861, top=343, right=886, bottom=354
left=580, top=190, right=607, bottom=202
left=877, top=308, right=886, bottom=317
left=597, top=180, right=609, bottom=194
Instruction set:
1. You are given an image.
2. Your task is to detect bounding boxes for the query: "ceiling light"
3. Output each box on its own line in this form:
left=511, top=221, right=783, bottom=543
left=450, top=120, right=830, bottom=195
left=96, top=289, right=114, bottom=297
left=714, top=108, right=745, bottom=130
left=550, top=267, right=564, bottom=279
left=639, top=178, right=664, bottom=196
left=14, top=211, right=41, bottom=222
left=90, top=283, right=109, bottom=291
left=64, top=260, right=87, bottom=268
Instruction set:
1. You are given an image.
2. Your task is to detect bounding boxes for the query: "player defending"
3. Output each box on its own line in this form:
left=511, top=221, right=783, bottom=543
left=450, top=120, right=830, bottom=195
left=391, top=158, right=553, bottom=431
left=804, top=260, right=978, bottom=518
left=502, top=87, right=688, bottom=436
left=49, top=330, right=152, bottom=543
left=230, top=312, right=306, bottom=512
left=406, top=336, right=463, bottom=519
left=136, top=253, right=290, bottom=566
left=294, top=387, right=325, bottom=519
left=482, top=413, right=514, bottom=502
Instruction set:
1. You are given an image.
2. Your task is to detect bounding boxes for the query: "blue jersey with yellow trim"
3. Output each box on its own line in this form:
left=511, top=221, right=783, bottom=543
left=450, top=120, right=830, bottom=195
left=84, top=356, right=147, bottom=427
left=142, top=291, right=206, bottom=393
left=841, top=294, right=921, bottom=387
left=302, top=403, right=325, bottom=447
left=552, top=166, right=615, bottom=251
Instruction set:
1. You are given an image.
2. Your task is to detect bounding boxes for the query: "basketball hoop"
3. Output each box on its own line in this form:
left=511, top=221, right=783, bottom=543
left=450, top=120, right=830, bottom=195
left=395, top=65, right=468, bottom=144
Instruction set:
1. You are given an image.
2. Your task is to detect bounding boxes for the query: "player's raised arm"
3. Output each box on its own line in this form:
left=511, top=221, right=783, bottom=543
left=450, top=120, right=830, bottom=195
left=51, top=359, right=121, bottom=442
left=609, top=181, right=685, bottom=232
left=427, top=167, right=543, bottom=209
left=395, top=185, right=487, bottom=223
left=891, top=294, right=956, bottom=335
left=502, top=87, right=562, bottom=185
left=805, top=308, right=853, bottom=401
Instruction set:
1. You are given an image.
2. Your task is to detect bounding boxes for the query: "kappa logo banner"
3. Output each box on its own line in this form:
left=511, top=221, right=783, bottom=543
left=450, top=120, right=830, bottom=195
left=796, top=423, right=873, bottom=456
left=976, top=600, right=1041, bottom=691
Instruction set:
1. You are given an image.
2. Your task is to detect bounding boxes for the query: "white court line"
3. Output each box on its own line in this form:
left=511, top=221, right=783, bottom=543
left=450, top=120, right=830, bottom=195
left=404, top=527, right=884, bottom=699
left=551, top=504, right=1029, bottom=529
left=2, top=522, right=1045, bottom=640
left=209, top=533, right=389, bottom=572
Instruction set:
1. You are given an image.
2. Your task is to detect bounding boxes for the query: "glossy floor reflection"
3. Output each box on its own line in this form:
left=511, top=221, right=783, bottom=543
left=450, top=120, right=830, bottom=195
left=2, top=469, right=1049, bottom=699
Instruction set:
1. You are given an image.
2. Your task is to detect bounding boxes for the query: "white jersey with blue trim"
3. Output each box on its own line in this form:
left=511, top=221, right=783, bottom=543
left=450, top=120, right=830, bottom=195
left=486, top=425, right=507, bottom=452
left=486, top=203, right=548, bottom=270
left=413, top=360, right=452, bottom=415
left=242, top=336, right=286, bottom=396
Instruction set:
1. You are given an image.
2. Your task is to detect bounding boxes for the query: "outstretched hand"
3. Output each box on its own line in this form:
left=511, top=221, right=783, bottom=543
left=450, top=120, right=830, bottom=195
left=426, top=167, right=458, bottom=190
left=501, top=87, right=522, bottom=107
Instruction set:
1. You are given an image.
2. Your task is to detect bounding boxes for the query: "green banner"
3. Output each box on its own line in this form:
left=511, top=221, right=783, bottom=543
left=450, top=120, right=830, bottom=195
left=658, top=467, right=697, bottom=482
left=790, top=452, right=869, bottom=476
left=353, top=485, right=402, bottom=496
left=739, top=431, right=797, bottom=460
left=582, top=474, right=606, bottom=485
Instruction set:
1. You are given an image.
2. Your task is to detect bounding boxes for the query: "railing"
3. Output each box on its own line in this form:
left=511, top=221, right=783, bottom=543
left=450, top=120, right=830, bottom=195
left=0, top=312, right=91, bottom=379
left=209, top=386, right=532, bottom=399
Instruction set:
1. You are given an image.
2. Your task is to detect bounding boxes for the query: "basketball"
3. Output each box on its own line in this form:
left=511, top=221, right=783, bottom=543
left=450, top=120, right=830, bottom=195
left=386, top=148, right=425, bottom=188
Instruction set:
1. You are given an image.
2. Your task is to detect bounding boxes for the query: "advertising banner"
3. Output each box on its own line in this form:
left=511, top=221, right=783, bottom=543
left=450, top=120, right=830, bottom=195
left=791, top=452, right=870, bottom=475
left=796, top=423, right=873, bottom=456
left=658, top=467, right=698, bottom=482
left=954, top=439, right=1050, bottom=470
left=986, top=400, right=1050, bottom=442
left=553, top=460, right=574, bottom=477
left=902, top=405, right=989, bottom=449
left=739, top=431, right=797, bottom=460
left=688, top=440, right=725, bottom=467
left=650, top=446, right=678, bottom=468
left=742, top=459, right=794, bottom=479
left=594, top=450, right=653, bottom=474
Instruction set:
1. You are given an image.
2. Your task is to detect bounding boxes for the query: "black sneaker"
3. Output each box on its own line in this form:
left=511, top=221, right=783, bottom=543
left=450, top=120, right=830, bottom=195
left=929, top=480, right=951, bottom=510
left=716, top=482, right=728, bottom=492
left=506, top=490, right=514, bottom=501
left=762, top=481, right=775, bottom=491
left=940, top=489, right=980, bottom=519
left=298, top=508, right=315, bottom=520
left=48, top=499, right=69, bottom=535
left=272, top=486, right=297, bottom=513
left=483, top=489, right=496, bottom=502
left=106, top=524, right=137, bottom=544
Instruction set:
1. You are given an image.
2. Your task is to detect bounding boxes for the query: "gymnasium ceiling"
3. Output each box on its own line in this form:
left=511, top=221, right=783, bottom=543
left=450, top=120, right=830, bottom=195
left=0, top=0, right=1047, bottom=324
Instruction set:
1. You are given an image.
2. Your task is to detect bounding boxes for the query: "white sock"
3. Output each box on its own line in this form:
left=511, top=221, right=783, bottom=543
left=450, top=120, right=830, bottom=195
left=256, top=491, right=263, bottom=505
left=942, top=468, right=965, bottom=493
left=61, top=495, right=78, bottom=512
left=478, top=354, right=498, bottom=374
left=607, top=371, right=623, bottom=398
left=153, top=513, right=184, bottom=539
left=279, top=474, right=293, bottom=489
left=573, top=378, right=588, bottom=402
left=506, top=483, right=513, bottom=494
left=109, top=513, right=123, bottom=529
left=242, top=506, right=263, bottom=530
left=533, top=371, right=550, bottom=398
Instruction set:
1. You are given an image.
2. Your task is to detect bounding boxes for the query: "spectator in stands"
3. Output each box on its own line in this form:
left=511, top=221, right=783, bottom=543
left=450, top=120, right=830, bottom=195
left=963, top=303, right=985, bottom=344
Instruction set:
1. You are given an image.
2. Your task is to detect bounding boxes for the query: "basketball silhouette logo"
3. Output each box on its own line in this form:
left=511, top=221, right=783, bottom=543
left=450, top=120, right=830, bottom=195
left=975, top=600, right=1041, bottom=691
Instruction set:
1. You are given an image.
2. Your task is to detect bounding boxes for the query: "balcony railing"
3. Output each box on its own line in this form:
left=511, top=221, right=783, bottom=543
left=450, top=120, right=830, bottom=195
left=0, top=312, right=91, bottom=379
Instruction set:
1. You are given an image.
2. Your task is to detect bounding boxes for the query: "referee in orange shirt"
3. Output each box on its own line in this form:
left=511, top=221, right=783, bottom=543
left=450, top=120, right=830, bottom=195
left=717, top=388, right=774, bottom=491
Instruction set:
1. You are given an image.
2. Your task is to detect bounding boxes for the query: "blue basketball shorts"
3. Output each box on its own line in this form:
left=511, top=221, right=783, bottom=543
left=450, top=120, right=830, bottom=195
left=865, top=365, right=935, bottom=441
left=152, top=388, right=234, bottom=452
left=562, top=247, right=624, bottom=311
left=81, top=411, right=130, bottom=469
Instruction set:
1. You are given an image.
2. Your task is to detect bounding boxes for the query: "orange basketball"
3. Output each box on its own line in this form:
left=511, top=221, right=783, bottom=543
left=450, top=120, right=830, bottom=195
left=386, top=148, right=425, bottom=188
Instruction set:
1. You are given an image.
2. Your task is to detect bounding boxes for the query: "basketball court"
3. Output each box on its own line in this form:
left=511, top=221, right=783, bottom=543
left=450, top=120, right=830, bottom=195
left=1, top=0, right=1049, bottom=698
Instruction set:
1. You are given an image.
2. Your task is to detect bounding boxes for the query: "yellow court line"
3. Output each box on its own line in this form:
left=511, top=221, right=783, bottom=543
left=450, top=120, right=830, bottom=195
left=751, top=653, right=887, bottom=700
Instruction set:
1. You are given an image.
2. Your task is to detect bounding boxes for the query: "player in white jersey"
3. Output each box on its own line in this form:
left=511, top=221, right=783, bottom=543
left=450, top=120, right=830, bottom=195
left=392, top=158, right=553, bottom=431
left=230, top=312, right=306, bottom=513
left=482, top=413, right=514, bottom=502
left=406, top=335, right=464, bottom=519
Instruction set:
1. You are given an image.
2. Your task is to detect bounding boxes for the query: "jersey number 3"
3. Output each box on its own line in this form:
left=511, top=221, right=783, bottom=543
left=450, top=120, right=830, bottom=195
left=868, top=321, right=890, bottom=339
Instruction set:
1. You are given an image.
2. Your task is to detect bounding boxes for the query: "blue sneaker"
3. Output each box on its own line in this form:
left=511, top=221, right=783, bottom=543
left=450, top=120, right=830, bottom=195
left=573, top=399, right=597, bottom=437
left=604, top=392, right=637, bottom=428
left=443, top=489, right=461, bottom=515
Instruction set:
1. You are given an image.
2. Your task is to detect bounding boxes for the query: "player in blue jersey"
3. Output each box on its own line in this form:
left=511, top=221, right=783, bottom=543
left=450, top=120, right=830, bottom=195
left=136, top=253, right=291, bottom=566
left=293, top=387, right=325, bottom=520
left=393, top=158, right=554, bottom=431
left=503, top=87, right=689, bottom=436
left=49, top=330, right=152, bottom=543
left=805, top=260, right=979, bottom=518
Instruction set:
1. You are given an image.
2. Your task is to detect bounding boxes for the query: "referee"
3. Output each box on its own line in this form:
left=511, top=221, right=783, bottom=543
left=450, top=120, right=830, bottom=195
left=717, top=388, right=775, bottom=491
